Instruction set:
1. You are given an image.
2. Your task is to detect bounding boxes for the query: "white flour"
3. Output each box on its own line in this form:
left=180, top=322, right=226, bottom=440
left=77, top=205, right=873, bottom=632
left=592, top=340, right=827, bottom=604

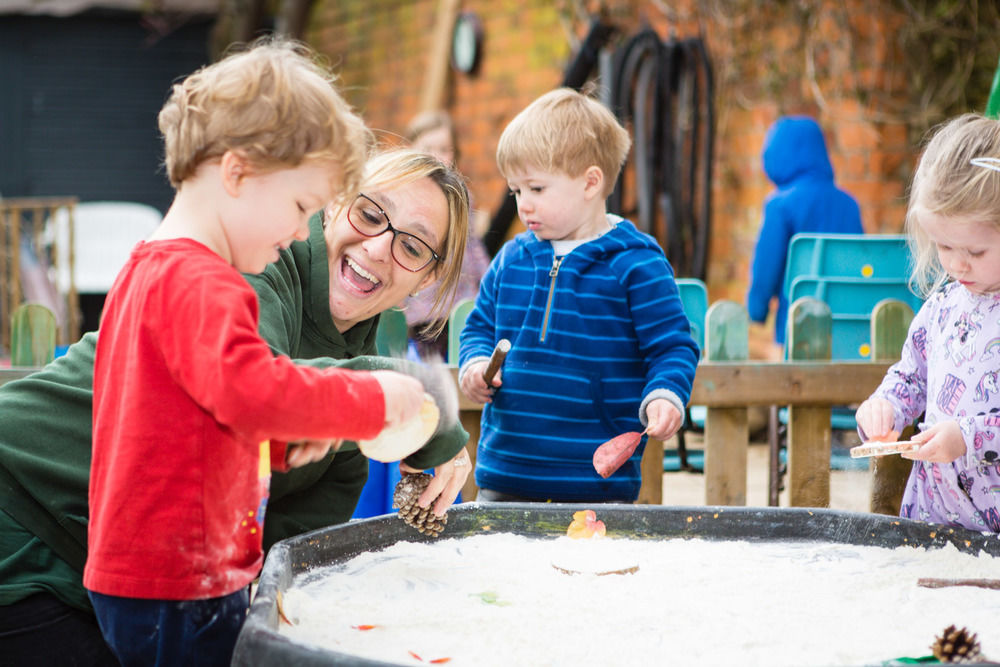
left=279, top=533, right=1000, bottom=666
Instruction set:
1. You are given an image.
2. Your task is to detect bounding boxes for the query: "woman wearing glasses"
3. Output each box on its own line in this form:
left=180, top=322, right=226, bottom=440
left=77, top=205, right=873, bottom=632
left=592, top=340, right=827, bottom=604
left=0, top=148, right=472, bottom=665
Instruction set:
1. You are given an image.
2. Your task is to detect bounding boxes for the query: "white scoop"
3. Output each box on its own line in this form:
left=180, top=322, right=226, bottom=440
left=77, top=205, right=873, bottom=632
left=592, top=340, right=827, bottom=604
left=358, top=393, right=440, bottom=462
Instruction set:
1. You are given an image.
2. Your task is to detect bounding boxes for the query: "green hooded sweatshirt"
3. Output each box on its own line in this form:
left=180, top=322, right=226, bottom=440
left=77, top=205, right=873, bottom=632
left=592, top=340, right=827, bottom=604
left=0, top=214, right=468, bottom=612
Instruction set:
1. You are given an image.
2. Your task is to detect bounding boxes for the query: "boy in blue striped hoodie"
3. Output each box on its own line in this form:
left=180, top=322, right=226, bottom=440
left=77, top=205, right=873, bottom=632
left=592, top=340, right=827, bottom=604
left=459, top=88, right=700, bottom=502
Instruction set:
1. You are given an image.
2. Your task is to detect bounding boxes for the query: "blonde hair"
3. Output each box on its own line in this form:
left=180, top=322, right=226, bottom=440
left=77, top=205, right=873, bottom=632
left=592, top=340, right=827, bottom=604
left=906, top=113, right=1000, bottom=296
left=158, top=36, right=372, bottom=201
left=406, top=110, right=459, bottom=163
left=332, top=148, right=469, bottom=337
left=496, top=88, right=631, bottom=197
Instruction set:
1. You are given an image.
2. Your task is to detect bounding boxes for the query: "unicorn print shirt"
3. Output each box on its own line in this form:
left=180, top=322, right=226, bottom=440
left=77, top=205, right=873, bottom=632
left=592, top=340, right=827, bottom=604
left=869, top=281, right=1000, bottom=533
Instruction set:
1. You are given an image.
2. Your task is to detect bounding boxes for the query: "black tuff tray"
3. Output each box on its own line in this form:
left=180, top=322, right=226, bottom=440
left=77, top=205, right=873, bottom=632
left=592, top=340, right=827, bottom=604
left=232, top=503, right=1000, bottom=666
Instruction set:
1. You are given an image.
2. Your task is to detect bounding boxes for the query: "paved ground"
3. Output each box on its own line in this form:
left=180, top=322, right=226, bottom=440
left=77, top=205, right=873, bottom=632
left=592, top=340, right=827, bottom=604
left=659, top=437, right=873, bottom=513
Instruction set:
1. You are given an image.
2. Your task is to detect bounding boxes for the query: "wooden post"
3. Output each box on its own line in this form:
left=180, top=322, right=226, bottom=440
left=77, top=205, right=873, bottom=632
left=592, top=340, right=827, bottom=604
left=9, top=204, right=22, bottom=353
left=421, top=0, right=461, bottom=112
left=459, top=406, right=480, bottom=503
left=0, top=205, right=9, bottom=353
left=637, top=435, right=663, bottom=504
left=703, top=300, right=749, bottom=505
left=786, top=297, right=832, bottom=507
left=453, top=366, right=481, bottom=502
left=868, top=299, right=915, bottom=516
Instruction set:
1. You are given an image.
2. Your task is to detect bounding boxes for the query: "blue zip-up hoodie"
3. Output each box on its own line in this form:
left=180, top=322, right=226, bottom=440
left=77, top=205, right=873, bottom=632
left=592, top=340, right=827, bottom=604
left=459, top=218, right=700, bottom=501
left=746, top=116, right=863, bottom=343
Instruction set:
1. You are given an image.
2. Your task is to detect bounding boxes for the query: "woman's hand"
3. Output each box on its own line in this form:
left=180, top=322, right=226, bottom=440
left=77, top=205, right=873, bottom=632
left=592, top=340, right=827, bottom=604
left=903, top=420, right=966, bottom=463
left=855, top=398, right=897, bottom=441
left=460, top=360, right=500, bottom=404
left=399, top=447, right=472, bottom=516
left=644, top=399, right=682, bottom=441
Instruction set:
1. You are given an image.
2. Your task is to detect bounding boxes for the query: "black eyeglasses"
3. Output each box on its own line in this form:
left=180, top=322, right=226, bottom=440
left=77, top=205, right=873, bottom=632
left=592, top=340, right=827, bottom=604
left=346, top=193, right=441, bottom=272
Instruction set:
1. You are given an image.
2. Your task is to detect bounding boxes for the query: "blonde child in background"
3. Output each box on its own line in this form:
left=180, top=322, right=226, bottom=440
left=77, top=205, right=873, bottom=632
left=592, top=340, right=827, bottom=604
left=85, top=39, right=429, bottom=666
left=856, top=113, right=1000, bottom=533
left=403, top=110, right=490, bottom=360
left=458, top=88, right=700, bottom=503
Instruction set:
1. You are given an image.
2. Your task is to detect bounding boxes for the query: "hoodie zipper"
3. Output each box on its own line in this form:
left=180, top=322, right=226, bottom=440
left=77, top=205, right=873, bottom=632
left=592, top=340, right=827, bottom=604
left=540, top=256, right=563, bottom=342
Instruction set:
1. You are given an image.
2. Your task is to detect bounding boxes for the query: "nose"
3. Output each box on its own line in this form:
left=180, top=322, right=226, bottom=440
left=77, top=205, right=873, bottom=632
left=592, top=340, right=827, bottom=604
left=293, top=217, right=310, bottom=242
left=947, top=251, right=970, bottom=277
left=516, top=194, right=532, bottom=216
left=363, top=229, right=394, bottom=264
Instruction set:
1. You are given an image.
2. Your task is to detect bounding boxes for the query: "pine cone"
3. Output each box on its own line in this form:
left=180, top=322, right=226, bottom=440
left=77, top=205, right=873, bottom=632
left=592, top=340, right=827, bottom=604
left=931, top=625, right=983, bottom=663
left=392, top=473, right=447, bottom=537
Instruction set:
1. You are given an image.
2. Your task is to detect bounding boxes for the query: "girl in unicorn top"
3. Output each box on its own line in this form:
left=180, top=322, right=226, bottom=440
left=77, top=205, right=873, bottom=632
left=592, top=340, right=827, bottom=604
left=857, top=113, right=1000, bottom=533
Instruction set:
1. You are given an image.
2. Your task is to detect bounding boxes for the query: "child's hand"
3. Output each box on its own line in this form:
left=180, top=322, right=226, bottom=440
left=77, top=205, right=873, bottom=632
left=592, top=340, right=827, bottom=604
left=644, top=399, right=682, bottom=441
left=855, top=398, right=896, bottom=441
left=460, top=360, right=501, bottom=404
left=903, top=420, right=967, bottom=463
left=286, top=439, right=342, bottom=467
left=371, top=370, right=425, bottom=430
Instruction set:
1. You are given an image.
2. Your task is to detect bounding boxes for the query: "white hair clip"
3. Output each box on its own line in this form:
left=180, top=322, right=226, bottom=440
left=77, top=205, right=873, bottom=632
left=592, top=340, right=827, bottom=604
left=971, top=157, right=1000, bottom=172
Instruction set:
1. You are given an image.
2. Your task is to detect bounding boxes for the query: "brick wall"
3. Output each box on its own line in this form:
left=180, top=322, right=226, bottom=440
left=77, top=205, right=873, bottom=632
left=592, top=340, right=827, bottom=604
left=307, top=1, right=956, bottom=322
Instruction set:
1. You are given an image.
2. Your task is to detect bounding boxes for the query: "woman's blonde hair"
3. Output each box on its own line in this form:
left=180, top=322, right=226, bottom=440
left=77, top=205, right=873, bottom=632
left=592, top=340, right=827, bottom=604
left=906, top=113, right=1000, bottom=296
left=496, top=87, right=631, bottom=197
left=158, top=36, right=371, bottom=201
left=333, top=148, right=469, bottom=337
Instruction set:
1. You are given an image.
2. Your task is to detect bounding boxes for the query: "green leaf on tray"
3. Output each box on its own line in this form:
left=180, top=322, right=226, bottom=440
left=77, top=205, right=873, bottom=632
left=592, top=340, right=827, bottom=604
left=471, top=590, right=511, bottom=606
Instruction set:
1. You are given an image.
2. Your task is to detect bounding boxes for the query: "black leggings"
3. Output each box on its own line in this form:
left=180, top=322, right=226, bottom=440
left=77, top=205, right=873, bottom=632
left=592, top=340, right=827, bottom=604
left=0, top=593, right=119, bottom=666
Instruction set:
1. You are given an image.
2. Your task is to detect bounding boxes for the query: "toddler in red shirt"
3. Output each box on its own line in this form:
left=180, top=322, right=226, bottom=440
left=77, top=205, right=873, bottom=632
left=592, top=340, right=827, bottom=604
left=85, top=37, right=428, bottom=666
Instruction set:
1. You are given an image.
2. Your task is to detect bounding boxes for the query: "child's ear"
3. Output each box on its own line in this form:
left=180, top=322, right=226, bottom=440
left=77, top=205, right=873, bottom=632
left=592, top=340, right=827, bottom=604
left=220, top=150, right=251, bottom=197
left=583, top=166, right=604, bottom=200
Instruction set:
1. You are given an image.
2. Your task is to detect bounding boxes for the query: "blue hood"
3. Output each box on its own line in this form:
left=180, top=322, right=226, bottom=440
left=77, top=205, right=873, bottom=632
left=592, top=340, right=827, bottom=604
left=762, top=116, right=834, bottom=187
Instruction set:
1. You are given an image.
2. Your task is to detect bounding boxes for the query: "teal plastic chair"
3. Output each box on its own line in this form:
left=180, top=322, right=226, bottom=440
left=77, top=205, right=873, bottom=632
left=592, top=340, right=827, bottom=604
left=447, top=298, right=476, bottom=364
left=675, top=278, right=708, bottom=351
left=782, top=233, right=913, bottom=299
left=666, top=278, right=708, bottom=472
left=375, top=307, right=409, bottom=357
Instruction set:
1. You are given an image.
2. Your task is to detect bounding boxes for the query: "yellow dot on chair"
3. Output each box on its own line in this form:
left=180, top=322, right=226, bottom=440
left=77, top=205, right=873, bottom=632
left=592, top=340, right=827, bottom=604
left=242, top=520, right=248, bottom=527
left=859, top=343, right=871, bottom=357
left=248, top=510, right=254, bottom=517
left=861, top=264, right=874, bottom=277
left=250, top=528, right=257, bottom=534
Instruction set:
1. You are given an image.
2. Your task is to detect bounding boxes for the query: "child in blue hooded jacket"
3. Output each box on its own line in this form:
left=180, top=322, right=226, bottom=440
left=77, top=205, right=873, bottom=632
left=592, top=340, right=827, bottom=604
left=458, top=88, right=700, bottom=502
left=746, top=116, right=863, bottom=346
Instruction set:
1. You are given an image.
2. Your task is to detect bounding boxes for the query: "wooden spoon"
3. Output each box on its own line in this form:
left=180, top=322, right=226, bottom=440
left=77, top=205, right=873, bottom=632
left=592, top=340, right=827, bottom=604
left=593, top=428, right=648, bottom=478
left=849, top=440, right=920, bottom=458
left=483, top=339, right=511, bottom=384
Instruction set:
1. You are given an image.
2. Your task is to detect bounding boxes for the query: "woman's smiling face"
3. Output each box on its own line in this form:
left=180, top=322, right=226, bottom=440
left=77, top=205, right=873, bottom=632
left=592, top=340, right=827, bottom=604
left=324, top=175, right=448, bottom=332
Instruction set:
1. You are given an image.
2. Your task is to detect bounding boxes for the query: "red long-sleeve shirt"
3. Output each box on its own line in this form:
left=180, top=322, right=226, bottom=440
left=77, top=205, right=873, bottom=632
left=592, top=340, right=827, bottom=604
left=85, top=239, right=384, bottom=600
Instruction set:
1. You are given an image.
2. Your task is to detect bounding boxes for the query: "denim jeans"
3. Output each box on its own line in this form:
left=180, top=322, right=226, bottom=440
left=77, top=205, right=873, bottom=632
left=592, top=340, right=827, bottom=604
left=88, top=588, right=248, bottom=667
